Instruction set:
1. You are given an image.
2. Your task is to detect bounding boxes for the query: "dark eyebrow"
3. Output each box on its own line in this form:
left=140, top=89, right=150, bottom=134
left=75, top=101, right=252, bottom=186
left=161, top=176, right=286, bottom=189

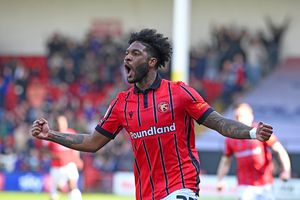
left=126, top=48, right=143, bottom=53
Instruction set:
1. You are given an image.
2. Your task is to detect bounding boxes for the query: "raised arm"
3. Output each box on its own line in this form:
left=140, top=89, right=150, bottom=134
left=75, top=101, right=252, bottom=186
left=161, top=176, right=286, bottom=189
left=31, top=118, right=111, bottom=152
left=202, top=111, right=273, bottom=141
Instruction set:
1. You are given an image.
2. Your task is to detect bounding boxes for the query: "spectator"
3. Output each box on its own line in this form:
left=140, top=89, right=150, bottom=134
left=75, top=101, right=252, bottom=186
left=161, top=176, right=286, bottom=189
left=264, top=16, right=291, bottom=67
left=244, top=34, right=268, bottom=86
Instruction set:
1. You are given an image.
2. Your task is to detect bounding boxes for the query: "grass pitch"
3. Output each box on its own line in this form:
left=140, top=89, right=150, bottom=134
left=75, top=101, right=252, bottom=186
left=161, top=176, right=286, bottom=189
left=0, top=192, right=133, bottom=200
left=0, top=192, right=235, bottom=200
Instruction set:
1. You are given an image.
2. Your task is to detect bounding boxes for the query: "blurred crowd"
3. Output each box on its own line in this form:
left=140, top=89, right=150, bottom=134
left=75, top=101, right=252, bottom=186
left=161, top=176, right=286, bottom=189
left=0, top=16, right=289, bottom=174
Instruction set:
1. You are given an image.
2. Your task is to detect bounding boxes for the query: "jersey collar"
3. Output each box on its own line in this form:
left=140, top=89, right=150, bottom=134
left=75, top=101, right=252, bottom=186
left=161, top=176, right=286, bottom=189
left=134, top=73, right=162, bottom=94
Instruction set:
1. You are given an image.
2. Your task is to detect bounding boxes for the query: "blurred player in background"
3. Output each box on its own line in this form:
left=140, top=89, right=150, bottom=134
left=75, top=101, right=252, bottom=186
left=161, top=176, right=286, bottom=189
left=46, top=115, right=83, bottom=200
left=216, top=103, right=291, bottom=200
left=31, top=29, right=273, bottom=200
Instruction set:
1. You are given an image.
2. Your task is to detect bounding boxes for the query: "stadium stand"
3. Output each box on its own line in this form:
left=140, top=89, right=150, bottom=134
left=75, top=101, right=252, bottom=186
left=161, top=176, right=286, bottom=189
left=197, top=57, right=300, bottom=178
left=1, top=21, right=297, bottom=193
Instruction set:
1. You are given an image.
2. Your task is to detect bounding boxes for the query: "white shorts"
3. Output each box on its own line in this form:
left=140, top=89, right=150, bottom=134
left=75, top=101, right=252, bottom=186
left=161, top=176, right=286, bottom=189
left=238, top=184, right=274, bottom=200
left=50, top=162, right=79, bottom=194
left=162, top=188, right=198, bottom=200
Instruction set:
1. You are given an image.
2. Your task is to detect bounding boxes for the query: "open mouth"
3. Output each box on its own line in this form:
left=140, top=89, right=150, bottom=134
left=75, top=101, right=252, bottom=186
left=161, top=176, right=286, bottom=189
left=124, top=63, right=132, bottom=76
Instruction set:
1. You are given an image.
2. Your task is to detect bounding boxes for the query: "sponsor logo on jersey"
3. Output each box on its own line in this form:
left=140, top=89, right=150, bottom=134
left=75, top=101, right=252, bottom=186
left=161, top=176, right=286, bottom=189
left=130, top=123, right=176, bottom=139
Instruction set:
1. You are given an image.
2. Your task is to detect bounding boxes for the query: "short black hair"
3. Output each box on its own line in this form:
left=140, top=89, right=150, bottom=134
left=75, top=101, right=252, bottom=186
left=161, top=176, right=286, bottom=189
left=128, top=28, right=172, bottom=68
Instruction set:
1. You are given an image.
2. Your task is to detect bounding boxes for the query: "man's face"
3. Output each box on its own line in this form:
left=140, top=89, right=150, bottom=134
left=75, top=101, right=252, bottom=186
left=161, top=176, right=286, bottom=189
left=124, top=41, right=150, bottom=83
left=235, top=106, right=254, bottom=126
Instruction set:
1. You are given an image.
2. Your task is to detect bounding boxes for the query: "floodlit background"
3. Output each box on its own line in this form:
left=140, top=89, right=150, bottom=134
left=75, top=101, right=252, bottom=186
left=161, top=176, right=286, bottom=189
left=0, top=0, right=299, bottom=199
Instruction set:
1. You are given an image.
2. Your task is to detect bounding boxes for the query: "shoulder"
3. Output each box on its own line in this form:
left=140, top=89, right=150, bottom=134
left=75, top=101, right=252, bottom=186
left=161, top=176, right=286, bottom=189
left=167, top=79, right=187, bottom=86
left=115, top=87, right=133, bottom=100
left=163, top=79, right=189, bottom=90
left=160, top=80, right=191, bottom=99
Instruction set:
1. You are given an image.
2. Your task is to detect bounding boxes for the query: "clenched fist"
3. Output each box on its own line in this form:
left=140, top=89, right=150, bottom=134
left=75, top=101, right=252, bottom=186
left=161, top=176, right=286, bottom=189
left=30, top=118, right=51, bottom=140
left=256, top=122, right=273, bottom=142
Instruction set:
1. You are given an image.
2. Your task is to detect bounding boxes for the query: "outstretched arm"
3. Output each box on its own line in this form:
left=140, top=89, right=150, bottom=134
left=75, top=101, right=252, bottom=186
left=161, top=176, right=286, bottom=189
left=272, top=141, right=291, bottom=181
left=31, top=118, right=111, bottom=152
left=202, top=111, right=273, bottom=141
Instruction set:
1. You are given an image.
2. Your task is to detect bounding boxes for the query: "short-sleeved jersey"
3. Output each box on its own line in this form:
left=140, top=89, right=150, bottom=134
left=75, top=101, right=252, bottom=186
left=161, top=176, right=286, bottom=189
left=47, top=128, right=80, bottom=167
left=95, top=75, right=213, bottom=200
left=224, top=134, right=278, bottom=186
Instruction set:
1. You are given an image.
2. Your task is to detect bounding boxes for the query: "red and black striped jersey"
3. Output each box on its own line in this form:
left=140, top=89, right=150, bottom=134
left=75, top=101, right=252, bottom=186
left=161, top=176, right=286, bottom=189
left=95, top=75, right=213, bottom=200
left=224, top=133, right=277, bottom=186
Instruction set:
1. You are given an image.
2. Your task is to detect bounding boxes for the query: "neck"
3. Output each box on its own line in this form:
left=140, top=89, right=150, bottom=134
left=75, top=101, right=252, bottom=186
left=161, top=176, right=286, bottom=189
left=136, top=70, right=157, bottom=91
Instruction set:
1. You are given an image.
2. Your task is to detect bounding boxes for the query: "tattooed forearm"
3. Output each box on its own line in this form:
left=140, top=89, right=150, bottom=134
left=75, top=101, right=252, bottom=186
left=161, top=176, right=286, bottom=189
left=203, top=111, right=252, bottom=139
left=49, top=131, right=84, bottom=146
left=48, top=130, right=94, bottom=151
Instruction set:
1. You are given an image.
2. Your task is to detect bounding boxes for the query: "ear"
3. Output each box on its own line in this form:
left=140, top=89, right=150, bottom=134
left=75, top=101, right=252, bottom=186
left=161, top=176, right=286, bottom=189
left=148, top=57, right=158, bottom=68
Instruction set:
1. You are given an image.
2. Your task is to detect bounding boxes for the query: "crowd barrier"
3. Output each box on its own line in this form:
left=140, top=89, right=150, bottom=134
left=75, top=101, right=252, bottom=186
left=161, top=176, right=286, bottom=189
left=112, top=172, right=300, bottom=200
left=0, top=172, right=83, bottom=192
left=1, top=172, right=299, bottom=200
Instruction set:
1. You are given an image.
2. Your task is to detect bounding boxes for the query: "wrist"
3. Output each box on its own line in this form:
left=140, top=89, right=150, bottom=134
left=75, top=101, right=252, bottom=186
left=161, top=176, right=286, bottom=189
left=47, top=130, right=56, bottom=140
left=249, top=128, right=257, bottom=139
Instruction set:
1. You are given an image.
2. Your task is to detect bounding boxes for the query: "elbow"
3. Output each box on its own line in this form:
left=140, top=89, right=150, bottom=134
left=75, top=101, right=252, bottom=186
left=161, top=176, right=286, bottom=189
left=87, top=145, right=101, bottom=153
left=79, top=144, right=101, bottom=153
left=89, top=148, right=98, bottom=153
left=89, top=143, right=105, bottom=153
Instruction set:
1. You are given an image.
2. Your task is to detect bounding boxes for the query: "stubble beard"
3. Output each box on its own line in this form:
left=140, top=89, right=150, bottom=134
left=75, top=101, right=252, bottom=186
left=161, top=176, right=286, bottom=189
left=127, top=62, right=149, bottom=84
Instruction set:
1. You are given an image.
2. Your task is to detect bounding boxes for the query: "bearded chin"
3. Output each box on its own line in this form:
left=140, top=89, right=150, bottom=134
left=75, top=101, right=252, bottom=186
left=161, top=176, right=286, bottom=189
left=131, top=62, right=149, bottom=83
left=127, top=77, right=134, bottom=84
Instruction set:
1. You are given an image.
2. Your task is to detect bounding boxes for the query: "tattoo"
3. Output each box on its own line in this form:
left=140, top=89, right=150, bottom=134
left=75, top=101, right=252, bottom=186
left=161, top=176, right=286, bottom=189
left=202, top=111, right=252, bottom=139
left=49, top=130, right=85, bottom=148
